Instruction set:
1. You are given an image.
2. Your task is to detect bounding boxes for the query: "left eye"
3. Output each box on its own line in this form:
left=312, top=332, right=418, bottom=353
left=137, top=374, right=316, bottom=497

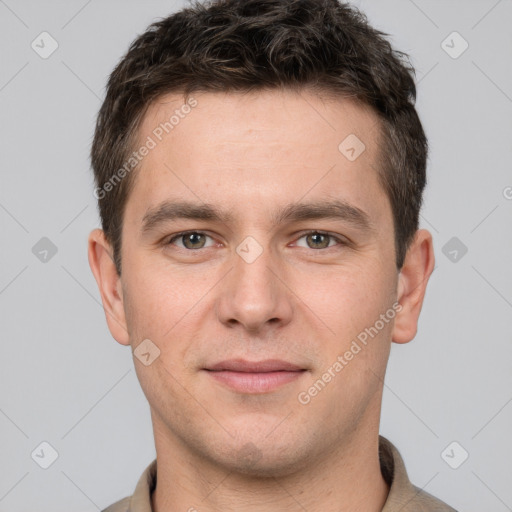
left=295, top=231, right=343, bottom=249
left=168, top=232, right=216, bottom=250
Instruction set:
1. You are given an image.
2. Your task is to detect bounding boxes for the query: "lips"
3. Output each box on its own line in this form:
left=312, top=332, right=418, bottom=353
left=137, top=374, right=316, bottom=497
left=204, top=359, right=307, bottom=394
left=206, top=359, right=304, bottom=373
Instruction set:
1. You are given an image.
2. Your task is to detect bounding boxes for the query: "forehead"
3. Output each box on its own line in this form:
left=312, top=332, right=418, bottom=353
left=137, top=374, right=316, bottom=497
left=127, top=89, right=388, bottom=226
left=139, top=88, right=380, bottom=151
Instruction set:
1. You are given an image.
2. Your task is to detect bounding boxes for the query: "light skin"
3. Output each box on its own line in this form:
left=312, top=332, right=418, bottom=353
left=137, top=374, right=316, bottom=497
left=89, top=89, right=434, bottom=512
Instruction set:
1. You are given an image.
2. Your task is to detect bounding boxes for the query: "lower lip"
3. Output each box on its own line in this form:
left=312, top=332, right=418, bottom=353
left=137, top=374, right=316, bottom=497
left=205, top=370, right=306, bottom=393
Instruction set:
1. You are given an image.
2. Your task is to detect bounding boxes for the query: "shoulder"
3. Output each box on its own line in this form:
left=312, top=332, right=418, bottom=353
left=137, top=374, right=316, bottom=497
left=100, top=458, right=156, bottom=512
left=407, top=485, right=458, bottom=511
left=379, top=436, right=457, bottom=512
left=101, top=496, right=131, bottom=512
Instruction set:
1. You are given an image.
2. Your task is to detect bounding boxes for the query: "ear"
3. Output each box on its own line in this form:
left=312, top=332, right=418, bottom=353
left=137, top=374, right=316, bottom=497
left=392, top=229, right=435, bottom=344
left=88, top=228, right=130, bottom=346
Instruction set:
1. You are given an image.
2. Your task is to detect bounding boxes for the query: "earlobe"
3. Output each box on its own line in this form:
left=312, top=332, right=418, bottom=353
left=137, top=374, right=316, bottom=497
left=392, top=229, right=435, bottom=344
left=87, top=228, right=130, bottom=346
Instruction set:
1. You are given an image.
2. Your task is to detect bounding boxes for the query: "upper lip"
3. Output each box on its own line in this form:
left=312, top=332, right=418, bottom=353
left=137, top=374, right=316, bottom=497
left=205, top=359, right=305, bottom=372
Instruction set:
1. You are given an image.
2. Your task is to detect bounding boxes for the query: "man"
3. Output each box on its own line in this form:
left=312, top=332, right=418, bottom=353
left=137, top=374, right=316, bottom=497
left=88, top=0, right=456, bottom=510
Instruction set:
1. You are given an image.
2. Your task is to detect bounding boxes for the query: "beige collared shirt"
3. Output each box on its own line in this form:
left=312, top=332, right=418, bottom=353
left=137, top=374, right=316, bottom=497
left=102, top=436, right=457, bottom=512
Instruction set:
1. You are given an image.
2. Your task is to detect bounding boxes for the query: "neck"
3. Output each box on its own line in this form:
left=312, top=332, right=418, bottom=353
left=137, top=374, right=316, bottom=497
left=151, top=420, right=389, bottom=512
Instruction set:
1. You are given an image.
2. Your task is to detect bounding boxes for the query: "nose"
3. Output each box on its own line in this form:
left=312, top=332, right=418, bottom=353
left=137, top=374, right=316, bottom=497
left=215, top=238, right=293, bottom=335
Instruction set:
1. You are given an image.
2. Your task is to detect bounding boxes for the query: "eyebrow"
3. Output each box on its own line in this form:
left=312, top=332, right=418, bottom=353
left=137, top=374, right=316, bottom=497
left=141, top=199, right=373, bottom=234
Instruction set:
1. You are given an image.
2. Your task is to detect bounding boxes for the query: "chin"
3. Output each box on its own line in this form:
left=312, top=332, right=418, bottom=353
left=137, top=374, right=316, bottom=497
left=209, top=437, right=313, bottom=478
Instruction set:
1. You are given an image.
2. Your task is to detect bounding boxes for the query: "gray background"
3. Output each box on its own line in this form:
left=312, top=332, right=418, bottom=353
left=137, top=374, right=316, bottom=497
left=0, top=0, right=511, bottom=510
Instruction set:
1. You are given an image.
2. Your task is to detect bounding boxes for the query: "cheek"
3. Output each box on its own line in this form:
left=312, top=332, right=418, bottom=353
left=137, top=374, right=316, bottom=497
left=310, top=258, right=394, bottom=339
left=123, top=253, right=198, bottom=331
left=121, top=257, right=213, bottom=373
left=300, top=270, right=395, bottom=412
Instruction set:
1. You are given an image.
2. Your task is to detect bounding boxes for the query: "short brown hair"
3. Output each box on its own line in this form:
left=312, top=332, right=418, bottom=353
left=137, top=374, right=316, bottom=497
left=91, top=0, right=427, bottom=274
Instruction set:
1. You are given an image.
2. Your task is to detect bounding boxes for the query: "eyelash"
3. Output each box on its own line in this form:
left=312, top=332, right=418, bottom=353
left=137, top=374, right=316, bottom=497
left=165, top=230, right=348, bottom=251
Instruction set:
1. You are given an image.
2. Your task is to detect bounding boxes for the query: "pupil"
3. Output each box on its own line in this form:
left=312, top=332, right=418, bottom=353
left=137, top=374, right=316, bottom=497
left=310, top=233, right=327, bottom=248
left=186, top=233, right=204, bottom=248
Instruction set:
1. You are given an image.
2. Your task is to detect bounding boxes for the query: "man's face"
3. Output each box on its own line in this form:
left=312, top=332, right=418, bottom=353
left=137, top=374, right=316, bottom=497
left=110, top=90, right=400, bottom=475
